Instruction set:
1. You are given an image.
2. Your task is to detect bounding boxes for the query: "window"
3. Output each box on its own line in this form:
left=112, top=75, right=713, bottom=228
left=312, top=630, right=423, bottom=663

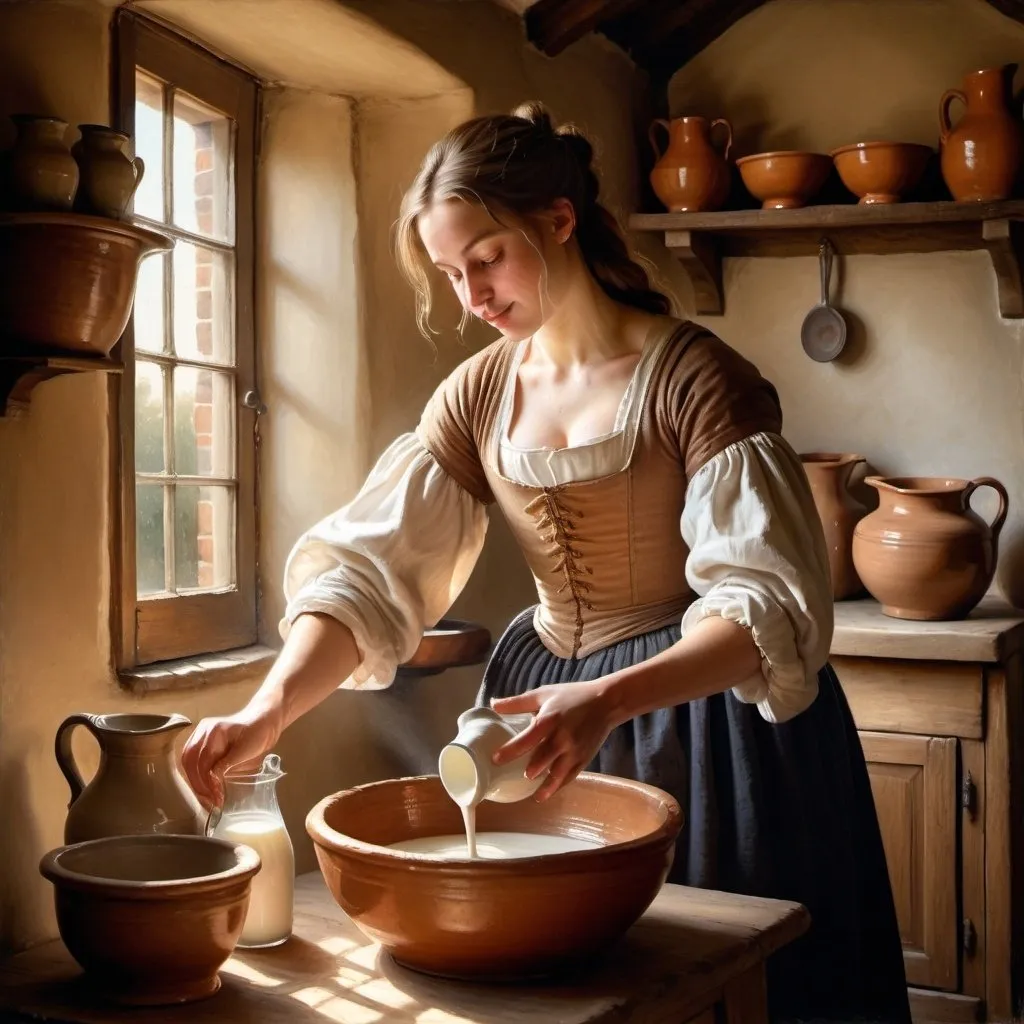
left=115, top=12, right=259, bottom=667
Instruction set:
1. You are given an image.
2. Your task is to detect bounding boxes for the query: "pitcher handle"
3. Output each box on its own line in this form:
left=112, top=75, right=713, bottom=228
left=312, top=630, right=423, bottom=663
left=710, top=117, right=733, bottom=161
left=55, top=713, right=99, bottom=807
left=966, top=476, right=1009, bottom=545
left=648, top=118, right=671, bottom=161
left=132, top=155, right=145, bottom=187
left=939, top=89, right=966, bottom=145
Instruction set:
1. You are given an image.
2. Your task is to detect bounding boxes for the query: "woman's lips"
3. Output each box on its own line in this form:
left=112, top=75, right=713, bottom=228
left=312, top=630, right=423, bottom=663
left=481, top=303, right=513, bottom=326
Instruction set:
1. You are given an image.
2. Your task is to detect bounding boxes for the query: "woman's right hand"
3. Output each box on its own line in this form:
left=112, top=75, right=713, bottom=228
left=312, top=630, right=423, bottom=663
left=181, top=707, right=283, bottom=810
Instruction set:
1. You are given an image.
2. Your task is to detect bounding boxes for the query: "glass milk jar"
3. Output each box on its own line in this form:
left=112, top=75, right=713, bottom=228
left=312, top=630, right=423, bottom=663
left=208, top=753, right=294, bottom=948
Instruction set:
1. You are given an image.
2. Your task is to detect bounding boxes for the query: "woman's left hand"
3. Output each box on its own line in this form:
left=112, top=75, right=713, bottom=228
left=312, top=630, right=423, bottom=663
left=489, top=680, right=621, bottom=802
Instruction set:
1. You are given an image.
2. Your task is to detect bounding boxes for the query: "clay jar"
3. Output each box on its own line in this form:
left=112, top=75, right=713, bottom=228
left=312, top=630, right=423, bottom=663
left=6, top=114, right=79, bottom=211
left=801, top=452, right=868, bottom=600
left=852, top=476, right=1008, bottom=620
left=939, top=64, right=1024, bottom=201
left=649, top=115, right=733, bottom=213
left=56, top=712, right=206, bottom=843
left=72, top=125, right=145, bottom=219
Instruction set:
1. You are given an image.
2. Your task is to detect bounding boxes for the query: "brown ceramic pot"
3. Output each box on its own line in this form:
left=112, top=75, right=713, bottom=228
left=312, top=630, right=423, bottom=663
left=306, top=773, right=682, bottom=980
left=56, top=712, right=206, bottom=844
left=0, top=212, right=171, bottom=355
left=735, top=151, right=832, bottom=209
left=852, top=475, right=1008, bottom=620
left=649, top=116, right=733, bottom=213
left=72, top=125, right=145, bottom=220
left=5, top=115, right=79, bottom=212
left=39, top=834, right=261, bottom=1005
left=831, top=141, right=933, bottom=204
left=939, top=64, right=1024, bottom=202
left=801, top=452, right=868, bottom=600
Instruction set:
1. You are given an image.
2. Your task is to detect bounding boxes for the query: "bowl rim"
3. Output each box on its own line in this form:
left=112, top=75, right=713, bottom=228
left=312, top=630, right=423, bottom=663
left=735, top=150, right=832, bottom=164
left=39, top=834, right=261, bottom=897
left=306, top=771, right=682, bottom=873
left=0, top=211, right=174, bottom=253
left=830, top=140, right=934, bottom=158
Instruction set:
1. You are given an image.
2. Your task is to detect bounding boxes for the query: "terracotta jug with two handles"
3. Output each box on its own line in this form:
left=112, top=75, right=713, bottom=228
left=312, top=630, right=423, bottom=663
left=649, top=115, right=733, bottom=213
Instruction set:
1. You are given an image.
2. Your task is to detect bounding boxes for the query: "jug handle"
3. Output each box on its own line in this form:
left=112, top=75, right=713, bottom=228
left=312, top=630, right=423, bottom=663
left=132, top=155, right=145, bottom=187
left=939, top=89, right=966, bottom=145
left=648, top=119, right=671, bottom=161
left=966, top=477, right=1009, bottom=545
left=55, top=713, right=99, bottom=806
left=710, top=118, right=733, bottom=161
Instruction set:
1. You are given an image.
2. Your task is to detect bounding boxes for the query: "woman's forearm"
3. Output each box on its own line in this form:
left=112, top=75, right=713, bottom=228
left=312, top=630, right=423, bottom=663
left=245, top=612, right=362, bottom=731
left=601, top=614, right=763, bottom=726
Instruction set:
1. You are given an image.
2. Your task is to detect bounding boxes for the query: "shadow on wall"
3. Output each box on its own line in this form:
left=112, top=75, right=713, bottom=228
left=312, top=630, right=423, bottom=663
left=0, top=751, right=45, bottom=951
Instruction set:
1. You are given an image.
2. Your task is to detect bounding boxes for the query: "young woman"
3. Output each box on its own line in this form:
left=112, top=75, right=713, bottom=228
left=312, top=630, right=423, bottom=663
left=182, top=102, right=910, bottom=1024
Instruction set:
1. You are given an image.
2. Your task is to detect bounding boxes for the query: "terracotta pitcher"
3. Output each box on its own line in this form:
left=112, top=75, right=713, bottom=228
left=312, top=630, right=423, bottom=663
left=649, top=115, right=733, bottom=212
left=939, top=64, right=1024, bottom=201
left=801, top=452, right=867, bottom=600
left=852, top=476, right=1008, bottom=621
left=55, top=712, right=205, bottom=843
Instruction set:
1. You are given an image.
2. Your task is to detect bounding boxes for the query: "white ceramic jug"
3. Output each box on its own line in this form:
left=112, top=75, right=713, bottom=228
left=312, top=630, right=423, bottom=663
left=439, top=707, right=544, bottom=806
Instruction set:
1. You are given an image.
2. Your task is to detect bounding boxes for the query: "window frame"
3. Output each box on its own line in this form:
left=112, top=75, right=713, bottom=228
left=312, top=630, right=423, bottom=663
left=113, top=11, right=259, bottom=669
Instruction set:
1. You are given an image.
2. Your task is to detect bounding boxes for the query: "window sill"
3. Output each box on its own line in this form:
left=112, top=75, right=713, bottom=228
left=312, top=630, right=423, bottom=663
left=118, top=644, right=277, bottom=695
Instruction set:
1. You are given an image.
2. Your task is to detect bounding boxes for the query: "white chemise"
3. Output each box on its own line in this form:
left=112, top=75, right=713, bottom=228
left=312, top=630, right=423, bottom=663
left=281, top=332, right=834, bottom=725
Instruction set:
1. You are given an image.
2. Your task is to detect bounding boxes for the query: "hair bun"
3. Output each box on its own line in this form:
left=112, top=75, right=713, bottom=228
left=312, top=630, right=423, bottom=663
left=511, top=100, right=555, bottom=136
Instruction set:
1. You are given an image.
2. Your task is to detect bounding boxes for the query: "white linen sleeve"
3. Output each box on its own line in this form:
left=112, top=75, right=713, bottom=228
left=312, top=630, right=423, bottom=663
left=279, top=433, right=488, bottom=690
left=680, top=431, right=833, bottom=724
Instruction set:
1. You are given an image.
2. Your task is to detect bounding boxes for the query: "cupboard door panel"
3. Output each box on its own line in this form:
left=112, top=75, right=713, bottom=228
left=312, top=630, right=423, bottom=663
left=860, top=732, right=958, bottom=991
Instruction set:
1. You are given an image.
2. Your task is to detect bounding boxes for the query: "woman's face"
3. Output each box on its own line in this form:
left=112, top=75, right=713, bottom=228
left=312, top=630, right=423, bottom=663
left=417, top=197, right=573, bottom=341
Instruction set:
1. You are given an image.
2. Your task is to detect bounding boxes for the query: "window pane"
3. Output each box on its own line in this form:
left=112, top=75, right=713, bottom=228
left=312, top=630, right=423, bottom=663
left=133, top=71, right=164, bottom=221
left=172, top=240, right=233, bottom=363
left=132, top=252, right=166, bottom=353
left=135, top=360, right=165, bottom=473
left=173, top=90, right=232, bottom=242
left=136, top=483, right=166, bottom=595
left=174, top=366, right=234, bottom=478
left=175, top=484, right=234, bottom=590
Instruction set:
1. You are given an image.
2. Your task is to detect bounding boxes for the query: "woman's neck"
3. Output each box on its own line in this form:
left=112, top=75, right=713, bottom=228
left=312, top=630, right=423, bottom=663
left=531, top=255, right=647, bottom=368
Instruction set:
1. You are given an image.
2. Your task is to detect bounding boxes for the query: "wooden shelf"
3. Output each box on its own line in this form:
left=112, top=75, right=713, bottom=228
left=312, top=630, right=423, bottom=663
left=629, top=199, right=1024, bottom=317
left=0, top=353, right=123, bottom=418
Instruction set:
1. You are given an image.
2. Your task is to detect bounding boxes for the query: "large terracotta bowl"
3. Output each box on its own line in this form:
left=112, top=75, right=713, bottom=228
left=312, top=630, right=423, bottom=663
left=306, top=773, right=681, bottom=980
left=831, top=141, right=933, bottom=204
left=736, top=150, right=833, bottom=209
left=39, top=834, right=261, bottom=1006
left=0, top=212, right=172, bottom=356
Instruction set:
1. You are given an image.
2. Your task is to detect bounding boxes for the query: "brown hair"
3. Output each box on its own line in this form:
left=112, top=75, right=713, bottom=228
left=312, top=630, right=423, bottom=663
left=396, top=101, right=672, bottom=337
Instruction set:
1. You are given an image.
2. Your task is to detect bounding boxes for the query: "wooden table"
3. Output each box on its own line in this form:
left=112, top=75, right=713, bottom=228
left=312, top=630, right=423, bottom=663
left=0, top=872, right=809, bottom=1024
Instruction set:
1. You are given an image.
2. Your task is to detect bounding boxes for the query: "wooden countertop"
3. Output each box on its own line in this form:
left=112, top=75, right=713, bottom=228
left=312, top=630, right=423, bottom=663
left=832, top=596, right=1024, bottom=663
left=0, top=872, right=809, bottom=1024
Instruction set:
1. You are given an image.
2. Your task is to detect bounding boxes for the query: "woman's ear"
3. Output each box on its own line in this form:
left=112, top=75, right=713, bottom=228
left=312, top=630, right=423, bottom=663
left=544, top=197, right=576, bottom=245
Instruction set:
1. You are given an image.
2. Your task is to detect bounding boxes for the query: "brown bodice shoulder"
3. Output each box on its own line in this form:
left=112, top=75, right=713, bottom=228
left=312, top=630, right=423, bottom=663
left=417, top=318, right=782, bottom=658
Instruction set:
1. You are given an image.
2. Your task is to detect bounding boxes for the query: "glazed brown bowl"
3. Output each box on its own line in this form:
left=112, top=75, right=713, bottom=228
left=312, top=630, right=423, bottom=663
left=39, top=834, right=261, bottom=1006
left=735, top=150, right=833, bottom=209
left=306, top=773, right=681, bottom=980
left=0, top=212, right=171, bottom=356
left=831, top=141, right=933, bottom=204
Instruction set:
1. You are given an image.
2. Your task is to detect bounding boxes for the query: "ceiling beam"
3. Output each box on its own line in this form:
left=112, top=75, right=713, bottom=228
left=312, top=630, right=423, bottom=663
left=526, top=0, right=650, bottom=56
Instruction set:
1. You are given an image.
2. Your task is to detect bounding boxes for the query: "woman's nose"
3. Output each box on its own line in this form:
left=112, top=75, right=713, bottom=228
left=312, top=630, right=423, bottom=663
left=464, top=270, right=492, bottom=308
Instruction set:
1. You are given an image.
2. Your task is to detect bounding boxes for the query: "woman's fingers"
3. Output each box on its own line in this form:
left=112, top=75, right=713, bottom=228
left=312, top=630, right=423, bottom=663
left=492, top=714, right=556, bottom=765
left=534, top=753, right=582, bottom=802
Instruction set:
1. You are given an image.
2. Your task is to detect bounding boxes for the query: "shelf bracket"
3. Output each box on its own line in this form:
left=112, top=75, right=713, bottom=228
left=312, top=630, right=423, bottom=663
left=0, top=356, right=122, bottom=418
left=981, top=218, right=1024, bottom=319
left=663, top=229, right=723, bottom=315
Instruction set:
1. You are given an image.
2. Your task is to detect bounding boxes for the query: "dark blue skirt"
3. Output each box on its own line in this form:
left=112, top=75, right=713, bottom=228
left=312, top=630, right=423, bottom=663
left=478, top=608, right=912, bottom=1024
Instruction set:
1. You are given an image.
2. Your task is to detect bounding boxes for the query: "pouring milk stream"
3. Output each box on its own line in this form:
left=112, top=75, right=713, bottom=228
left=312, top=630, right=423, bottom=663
left=389, top=707, right=600, bottom=859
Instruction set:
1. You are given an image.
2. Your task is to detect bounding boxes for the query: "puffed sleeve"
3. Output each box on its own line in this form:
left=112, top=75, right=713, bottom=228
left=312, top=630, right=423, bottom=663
left=279, top=433, right=488, bottom=689
left=680, top=432, right=834, bottom=723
